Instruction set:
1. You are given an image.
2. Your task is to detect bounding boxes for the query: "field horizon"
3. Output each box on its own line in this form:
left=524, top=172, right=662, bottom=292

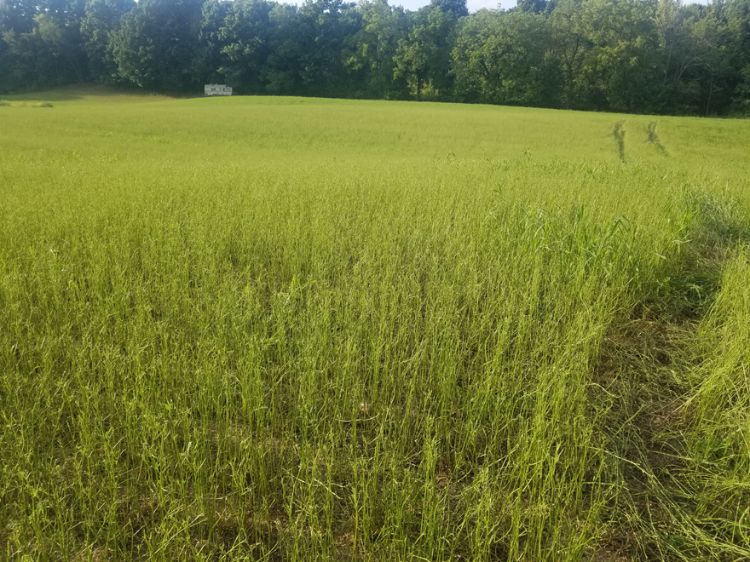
left=5, top=84, right=750, bottom=118
left=1, top=91, right=749, bottom=560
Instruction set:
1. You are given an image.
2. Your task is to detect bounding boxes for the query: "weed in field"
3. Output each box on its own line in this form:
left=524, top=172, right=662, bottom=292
left=646, top=121, right=668, bottom=155
left=613, top=121, right=626, bottom=162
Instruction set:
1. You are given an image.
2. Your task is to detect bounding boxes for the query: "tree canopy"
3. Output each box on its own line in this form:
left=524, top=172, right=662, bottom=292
left=1, top=0, right=749, bottom=114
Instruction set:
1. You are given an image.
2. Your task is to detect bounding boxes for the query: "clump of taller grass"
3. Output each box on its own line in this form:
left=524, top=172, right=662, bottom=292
left=678, top=250, right=750, bottom=557
left=612, top=121, right=626, bottom=162
left=646, top=121, right=668, bottom=155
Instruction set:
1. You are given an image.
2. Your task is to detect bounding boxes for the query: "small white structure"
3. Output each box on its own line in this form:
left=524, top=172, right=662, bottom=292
left=204, top=84, right=233, bottom=97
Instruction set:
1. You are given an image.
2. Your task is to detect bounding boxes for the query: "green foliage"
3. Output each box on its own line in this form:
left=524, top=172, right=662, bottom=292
left=452, top=10, right=559, bottom=106
left=0, top=0, right=88, bottom=91
left=576, top=0, right=662, bottom=112
left=109, top=0, right=204, bottom=90
left=347, top=0, right=408, bottom=98
left=80, top=0, right=134, bottom=82
left=1, top=0, right=750, bottom=115
left=218, top=0, right=273, bottom=92
left=394, top=0, right=464, bottom=99
left=295, top=0, right=362, bottom=97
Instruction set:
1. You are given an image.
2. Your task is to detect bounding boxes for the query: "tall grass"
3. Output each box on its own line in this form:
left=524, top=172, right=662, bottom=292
left=1, top=93, right=749, bottom=560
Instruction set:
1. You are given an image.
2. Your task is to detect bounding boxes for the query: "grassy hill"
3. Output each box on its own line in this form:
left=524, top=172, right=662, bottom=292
left=1, top=92, right=749, bottom=560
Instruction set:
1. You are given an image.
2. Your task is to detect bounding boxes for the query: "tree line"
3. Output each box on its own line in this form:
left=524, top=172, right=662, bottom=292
left=1, top=0, right=749, bottom=115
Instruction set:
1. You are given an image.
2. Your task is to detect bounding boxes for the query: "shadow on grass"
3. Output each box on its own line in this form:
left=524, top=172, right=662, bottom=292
left=0, top=84, right=190, bottom=102
left=592, top=188, right=750, bottom=560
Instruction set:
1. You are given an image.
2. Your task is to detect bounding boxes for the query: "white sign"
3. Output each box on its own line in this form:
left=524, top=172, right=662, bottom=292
left=204, top=84, right=233, bottom=96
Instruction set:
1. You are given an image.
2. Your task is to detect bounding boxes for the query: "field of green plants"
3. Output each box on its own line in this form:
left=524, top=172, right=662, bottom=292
left=1, top=91, right=749, bottom=561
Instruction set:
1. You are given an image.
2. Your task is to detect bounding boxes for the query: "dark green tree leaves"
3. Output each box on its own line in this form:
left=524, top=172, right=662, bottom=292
left=1, top=0, right=749, bottom=115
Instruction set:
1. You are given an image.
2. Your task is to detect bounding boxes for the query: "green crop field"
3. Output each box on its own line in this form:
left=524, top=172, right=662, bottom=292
left=1, top=91, right=749, bottom=561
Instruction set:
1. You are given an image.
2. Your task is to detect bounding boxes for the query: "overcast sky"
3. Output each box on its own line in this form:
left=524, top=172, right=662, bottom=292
left=394, top=0, right=513, bottom=9
left=403, top=0, right=708, bottom=11
left=390, top=0, right=707, bottom=11
left=286, top=0, right=705, bottom=13
left=284, top=0, right=515, bottom=12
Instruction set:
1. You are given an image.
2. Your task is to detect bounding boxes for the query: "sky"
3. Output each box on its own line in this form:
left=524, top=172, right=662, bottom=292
left=285, top=0, right=516, bottom=12
left=412, top=0, right=514, bottom=9
left=393, top=0, right=514, bottom=10
left=286, top=0, right=707, bottom=14
left=386, top=0, right=705, bottom=11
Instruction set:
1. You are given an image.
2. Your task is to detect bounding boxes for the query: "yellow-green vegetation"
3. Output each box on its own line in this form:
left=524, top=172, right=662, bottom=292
left=1, top=93, right=749, bottom=561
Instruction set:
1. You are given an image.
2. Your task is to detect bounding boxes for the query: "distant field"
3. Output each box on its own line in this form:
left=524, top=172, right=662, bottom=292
left=1, top=92, right=749, bottom=561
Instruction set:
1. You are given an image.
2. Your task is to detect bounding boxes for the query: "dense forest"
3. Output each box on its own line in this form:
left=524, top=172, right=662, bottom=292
left=1, top=0, right=749, bottom=114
